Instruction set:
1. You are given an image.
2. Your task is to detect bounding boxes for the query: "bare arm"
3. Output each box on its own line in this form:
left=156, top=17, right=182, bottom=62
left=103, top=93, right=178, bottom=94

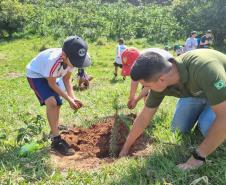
left=135, top=87, right=149, bottom=102
left=128, top=80, right=140, bottom=109
left=47, top=76, right=80, bottom=109
left=128, top=81, right=149, bottom=109
left=119, top=106, right=158, bottom=156
left=47, top=77, right=72, bottom=102
left=198, top=101, right=226, bottom=157
left=62, top=72, right=75, bottom=99
left=129, top=80, right=139, bottom=99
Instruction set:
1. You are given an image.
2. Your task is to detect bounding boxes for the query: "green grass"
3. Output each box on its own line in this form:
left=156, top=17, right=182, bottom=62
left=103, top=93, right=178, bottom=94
left=1, top=37, right=226, bottom=184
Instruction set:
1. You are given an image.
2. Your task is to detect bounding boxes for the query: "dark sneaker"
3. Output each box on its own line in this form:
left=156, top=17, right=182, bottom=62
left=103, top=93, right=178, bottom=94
left=51, top=136, right=75, bottom=156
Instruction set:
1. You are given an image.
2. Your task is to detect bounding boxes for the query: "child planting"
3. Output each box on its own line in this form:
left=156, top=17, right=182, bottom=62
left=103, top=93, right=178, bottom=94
left=26, top=35, right=91, bottom=155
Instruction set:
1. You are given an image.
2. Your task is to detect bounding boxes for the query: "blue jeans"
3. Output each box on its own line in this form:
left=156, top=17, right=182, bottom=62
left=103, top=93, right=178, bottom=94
left=171, top=97, right=216, bottom=136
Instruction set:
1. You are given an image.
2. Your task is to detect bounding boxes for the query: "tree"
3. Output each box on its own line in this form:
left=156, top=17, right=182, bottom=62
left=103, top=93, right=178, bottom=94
left=173, top=0, right=226, bottom=46
left=0, top=0, right=33, bottom=38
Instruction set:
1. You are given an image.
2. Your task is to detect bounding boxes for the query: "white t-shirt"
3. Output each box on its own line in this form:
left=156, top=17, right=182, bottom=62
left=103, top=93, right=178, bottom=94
left=142, top=48, right=173, bottom=60
left=26, top=48, right=74, bottom=78
left=184, top=37, right=197, bottom=51
left=115, top=44, right=127, bottom=64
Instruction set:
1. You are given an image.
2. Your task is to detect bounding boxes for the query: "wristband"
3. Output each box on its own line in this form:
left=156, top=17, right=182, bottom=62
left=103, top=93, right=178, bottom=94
left=192, top=150, right=206, bottom=162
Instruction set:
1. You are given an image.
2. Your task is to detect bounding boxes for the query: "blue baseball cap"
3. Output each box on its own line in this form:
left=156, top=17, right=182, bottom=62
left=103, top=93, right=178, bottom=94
left=62, top=35, right=91, bottom=68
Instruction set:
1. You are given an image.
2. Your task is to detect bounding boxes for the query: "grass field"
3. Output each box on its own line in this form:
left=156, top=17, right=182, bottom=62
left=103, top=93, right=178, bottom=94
left=1, top=37, right=226, bottom=185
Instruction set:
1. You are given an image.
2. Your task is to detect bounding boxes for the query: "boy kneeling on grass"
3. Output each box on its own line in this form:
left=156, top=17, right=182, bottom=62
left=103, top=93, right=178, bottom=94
left=26, top=35, right=91, bottom=156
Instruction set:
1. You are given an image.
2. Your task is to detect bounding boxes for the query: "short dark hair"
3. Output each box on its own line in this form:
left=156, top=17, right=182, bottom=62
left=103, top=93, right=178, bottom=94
left=130, top=51, right=172, bottom=82
left=118, top=38, right=124, bottom=44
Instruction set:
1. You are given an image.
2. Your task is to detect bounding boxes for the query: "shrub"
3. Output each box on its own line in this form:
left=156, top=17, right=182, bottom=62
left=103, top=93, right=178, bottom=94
left=0, top=0, right=33, bottom=38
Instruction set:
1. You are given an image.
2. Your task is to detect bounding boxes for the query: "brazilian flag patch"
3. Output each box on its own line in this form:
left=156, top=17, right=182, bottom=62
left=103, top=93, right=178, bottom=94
left=214, top=80, right=226, bottom=90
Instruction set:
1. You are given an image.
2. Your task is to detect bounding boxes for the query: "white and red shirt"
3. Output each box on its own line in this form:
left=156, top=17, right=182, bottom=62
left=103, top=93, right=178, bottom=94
left=26, top=48, right=74, bottom=78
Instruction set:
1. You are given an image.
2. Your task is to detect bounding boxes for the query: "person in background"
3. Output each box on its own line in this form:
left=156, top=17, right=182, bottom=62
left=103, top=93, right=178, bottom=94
left=174, top=44, right=184, bottom=56
left=199, top=30, right=213, bottom=48
left=196, top=33, right=203, bottom=48
left=184, top=31, right=198, bottom=52
left=121, top=47, right=140, bottom=80
left=121, top=48, right=174, bottom=110
left=113, top=38, right=127, bottom=78
left=76, top=61, right=93, bottom=88
left=121, top=48, right=147, bottom=108
left=77, top=68, right=93, bottom=88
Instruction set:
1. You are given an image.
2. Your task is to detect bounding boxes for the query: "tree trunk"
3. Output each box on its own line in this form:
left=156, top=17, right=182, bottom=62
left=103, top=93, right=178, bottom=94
left=214, top=32, right=225, bottom=47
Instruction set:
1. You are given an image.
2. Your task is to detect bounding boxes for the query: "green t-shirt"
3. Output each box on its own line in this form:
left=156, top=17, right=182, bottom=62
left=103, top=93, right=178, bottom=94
left=146, top=49, right=226, bottom=108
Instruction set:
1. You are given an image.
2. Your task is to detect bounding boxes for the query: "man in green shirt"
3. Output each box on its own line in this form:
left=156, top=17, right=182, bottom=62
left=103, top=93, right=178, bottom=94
left=119, top=49, right=226, bottom=170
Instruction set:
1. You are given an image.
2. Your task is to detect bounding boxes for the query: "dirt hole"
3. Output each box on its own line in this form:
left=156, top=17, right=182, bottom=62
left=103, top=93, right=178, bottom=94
left=51, top=114, right=153, bottom=170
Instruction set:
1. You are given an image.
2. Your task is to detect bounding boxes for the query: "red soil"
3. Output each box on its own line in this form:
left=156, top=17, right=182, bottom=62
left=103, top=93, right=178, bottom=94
left=51, top=114, right=152, bottom=170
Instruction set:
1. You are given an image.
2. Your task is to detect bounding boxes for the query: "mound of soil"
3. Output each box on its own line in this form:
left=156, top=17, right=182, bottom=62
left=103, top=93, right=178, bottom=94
left=51, top=114, right=153, bottom=170
left=61, top=117, right=129, bottom=158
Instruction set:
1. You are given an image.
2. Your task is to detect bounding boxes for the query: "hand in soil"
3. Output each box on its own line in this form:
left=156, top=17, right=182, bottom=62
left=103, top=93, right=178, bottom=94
left=127, top=97, right=137, bottom=109
left=119, top=148, right=129, bottom=157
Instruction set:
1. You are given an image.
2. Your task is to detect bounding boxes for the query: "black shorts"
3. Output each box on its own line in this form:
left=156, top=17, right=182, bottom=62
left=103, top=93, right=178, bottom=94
left=113, top=63, right=122, bottom=68
left=77, top=68, right=85, bottom=78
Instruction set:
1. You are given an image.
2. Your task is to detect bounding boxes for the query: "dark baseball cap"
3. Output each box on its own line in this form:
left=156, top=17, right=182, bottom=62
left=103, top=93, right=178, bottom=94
left=62, top=36, right=91, bottom=68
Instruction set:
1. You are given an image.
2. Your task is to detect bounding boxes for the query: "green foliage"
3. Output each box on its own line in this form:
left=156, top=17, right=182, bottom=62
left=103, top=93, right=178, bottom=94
left=0, top=0, right=180, bottom=43
left=96, top=37, right=107, bottom=45
left=24, top=0, right=108, bottom=40
left=172, top=0, right=226, bottom=46
left=16, top=115, right=46, bottom=144
left=110, top=95, right=123, bottom=157
left=0, top=0, right=225, bottom=46
left=0, top=0, right=33, bottom=37
left=141, top=5, right=180, bottom=43
left=1, top=37, right=226, bottom=184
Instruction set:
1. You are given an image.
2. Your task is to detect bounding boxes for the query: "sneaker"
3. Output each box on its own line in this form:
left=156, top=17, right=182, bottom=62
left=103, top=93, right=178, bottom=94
left=51, top=136, right=75, bottom=156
